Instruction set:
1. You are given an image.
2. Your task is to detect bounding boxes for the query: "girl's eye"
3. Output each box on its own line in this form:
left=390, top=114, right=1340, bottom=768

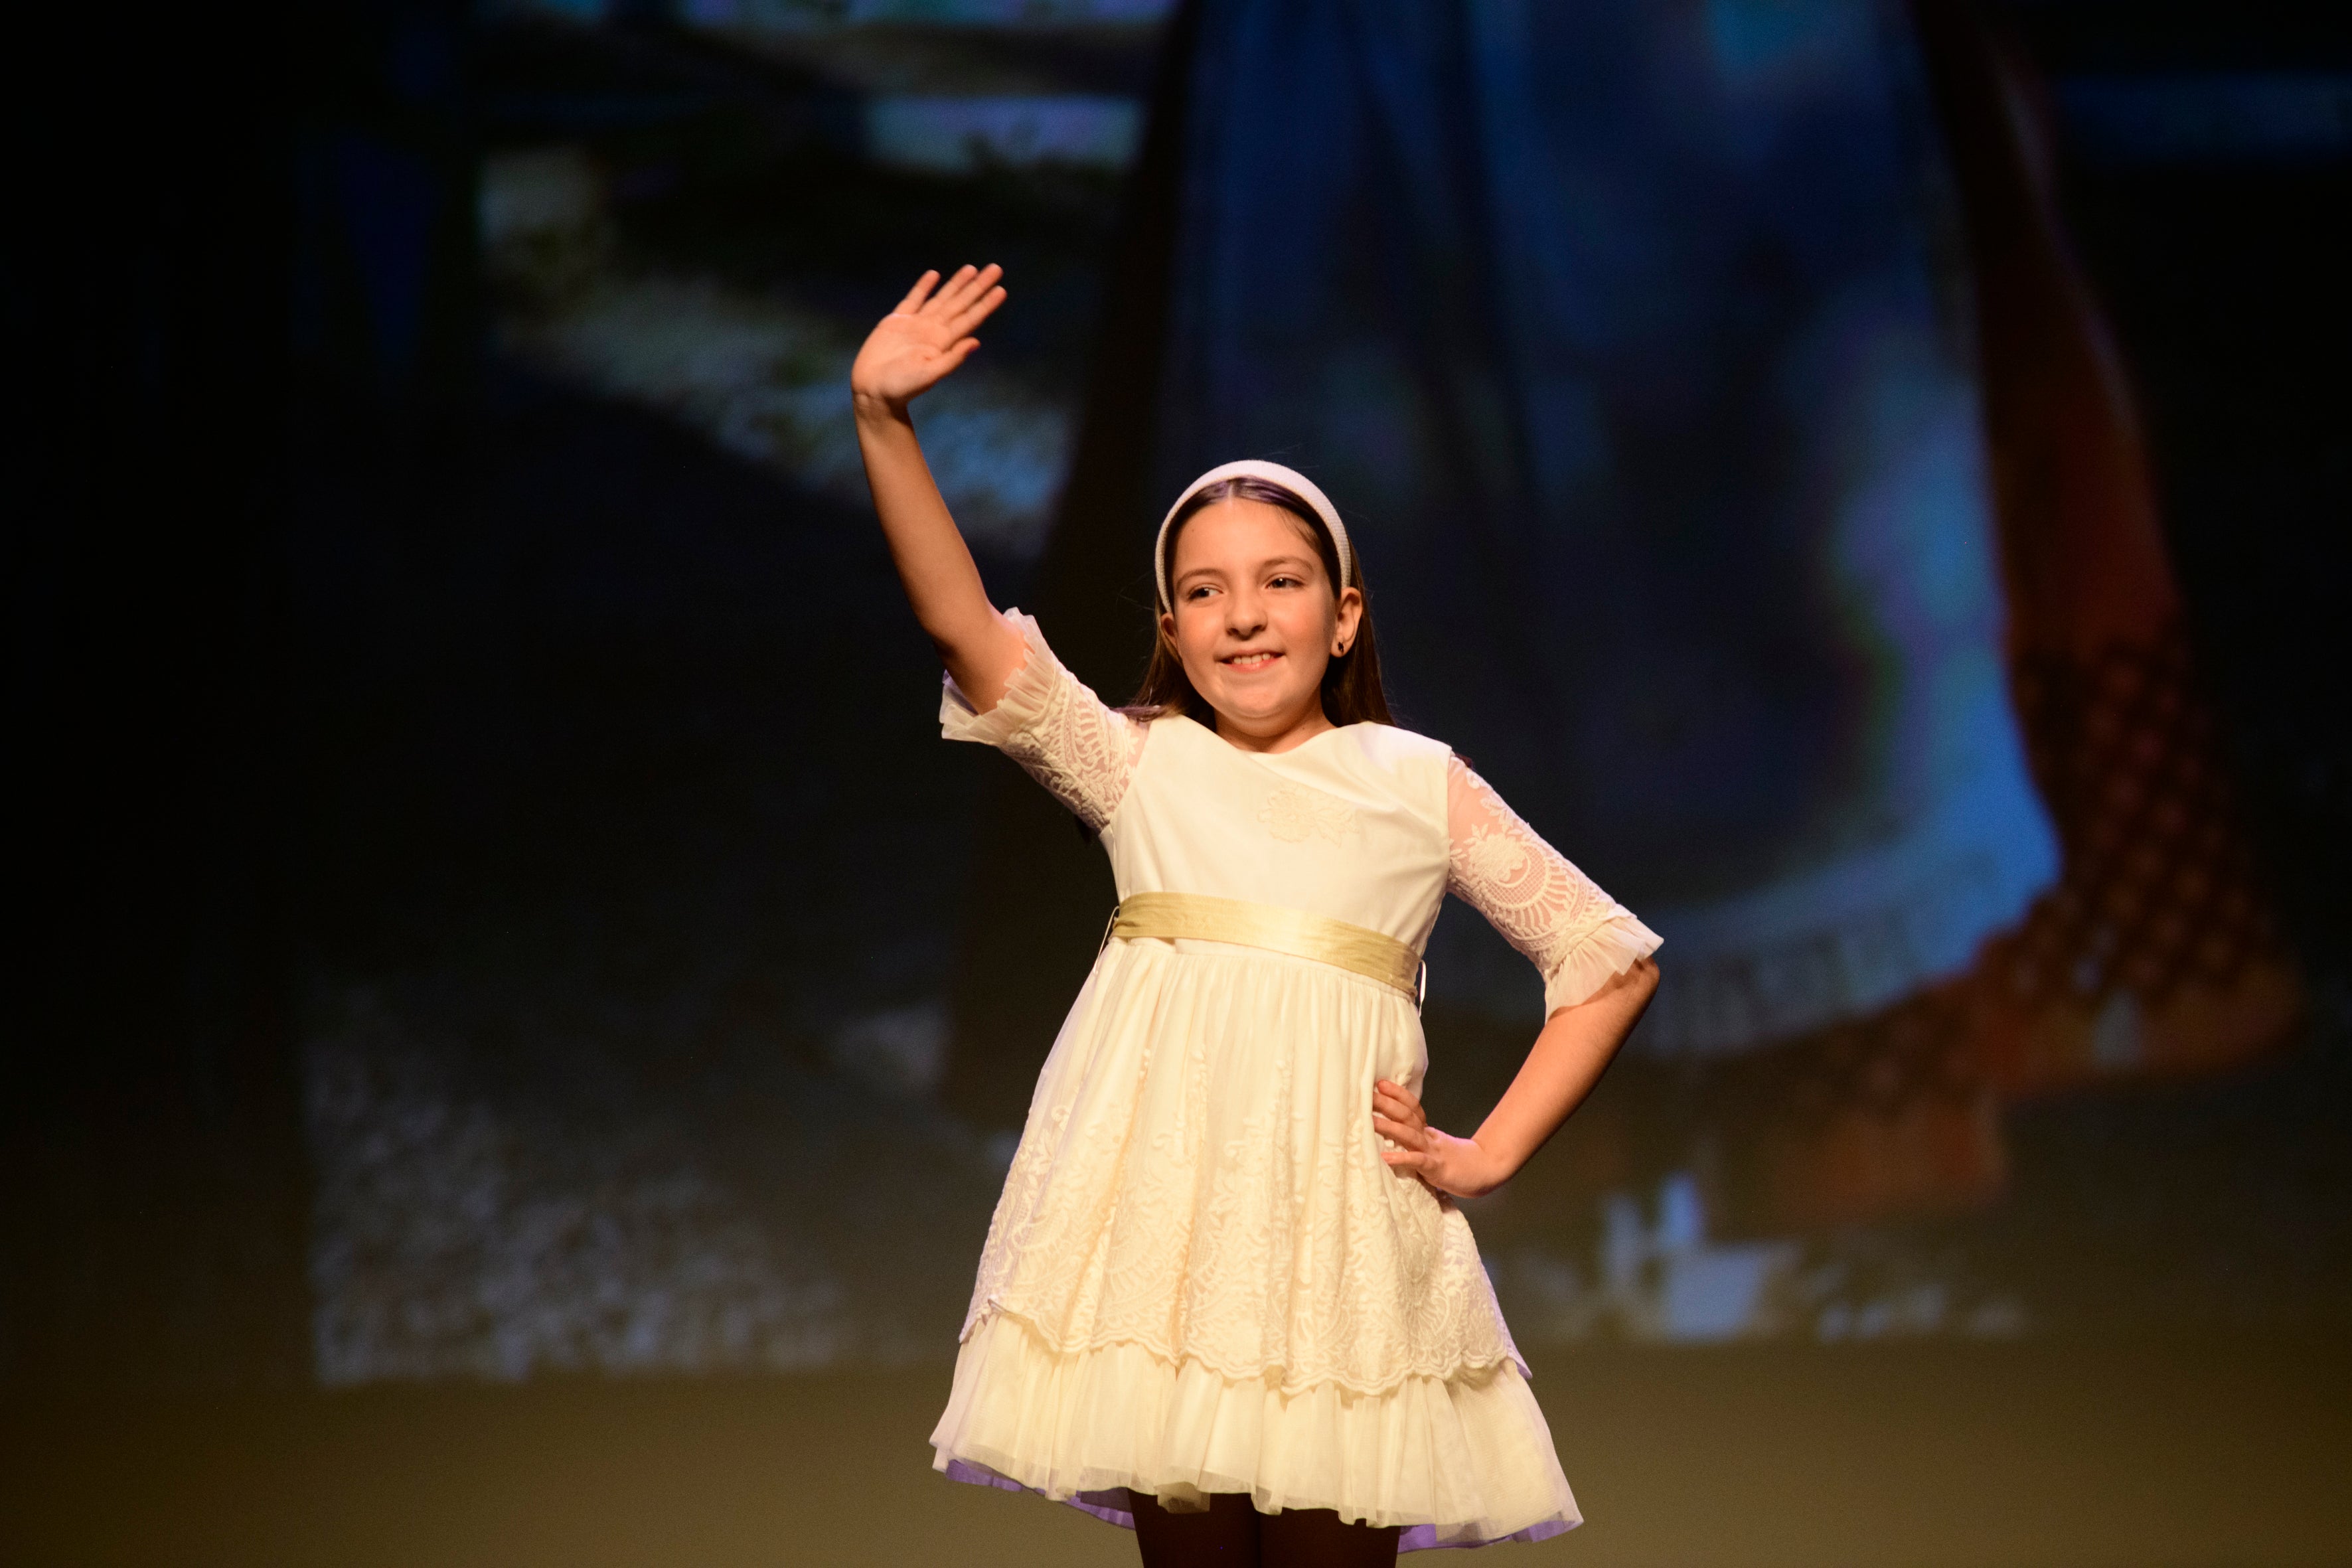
left=1269, top=575, right=1300, bottom=589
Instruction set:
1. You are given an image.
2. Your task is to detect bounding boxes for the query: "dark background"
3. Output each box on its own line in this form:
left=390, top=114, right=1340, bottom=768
left=5, top=1, right=2349, bottom=1563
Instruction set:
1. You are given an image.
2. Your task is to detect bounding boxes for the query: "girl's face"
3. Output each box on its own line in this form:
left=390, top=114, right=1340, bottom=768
left=1160, top=499, right=1364, bottom=745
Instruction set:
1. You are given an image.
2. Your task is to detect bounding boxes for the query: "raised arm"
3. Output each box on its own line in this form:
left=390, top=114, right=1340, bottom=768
left=850, top=265, right=1026, bottom=709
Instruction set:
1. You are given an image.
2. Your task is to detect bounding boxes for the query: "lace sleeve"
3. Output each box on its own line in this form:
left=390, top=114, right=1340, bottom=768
left=940, top=607, right=1147, bottom=832
left=1446, top=755, right=1662, bottom=1017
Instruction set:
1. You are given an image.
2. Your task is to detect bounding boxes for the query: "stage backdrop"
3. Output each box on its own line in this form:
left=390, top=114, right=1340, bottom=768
left=224, top=0, right=2341, bottom=1383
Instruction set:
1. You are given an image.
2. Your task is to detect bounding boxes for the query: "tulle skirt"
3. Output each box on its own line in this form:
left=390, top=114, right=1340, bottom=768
left=929, top=935, right=1583, bottom=1550
left=949, top=937, right=1529, bottom=1390
left=932, top=1310, right=1578, bottom=1550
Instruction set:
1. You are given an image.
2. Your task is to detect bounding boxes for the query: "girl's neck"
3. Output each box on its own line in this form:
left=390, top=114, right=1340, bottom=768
left=1211, top=702, right=1338, bottom=755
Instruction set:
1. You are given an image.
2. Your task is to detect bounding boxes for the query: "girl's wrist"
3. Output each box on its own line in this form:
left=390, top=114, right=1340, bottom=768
left=1458, top=1135, right=1516, bottom=1198
left=852, top=388, right=911, bottom=426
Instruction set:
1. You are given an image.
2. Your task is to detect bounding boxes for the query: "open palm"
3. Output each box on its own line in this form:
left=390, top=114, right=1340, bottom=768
left=851, top=264, right=1007, bottom=408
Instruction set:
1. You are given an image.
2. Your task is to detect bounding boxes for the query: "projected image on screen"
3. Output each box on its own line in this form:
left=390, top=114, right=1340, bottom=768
left=289, top=0, right=2337, bottom=1384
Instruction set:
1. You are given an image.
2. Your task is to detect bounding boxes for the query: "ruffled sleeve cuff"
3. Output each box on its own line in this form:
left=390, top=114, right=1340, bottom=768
left=939, top=607, right=1062, bottom=748
left=1540, top=913, right=1665, bottom=1017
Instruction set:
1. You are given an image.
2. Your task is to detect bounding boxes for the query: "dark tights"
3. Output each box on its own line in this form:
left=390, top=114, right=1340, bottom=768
left=1130, top=1489, right=1401, bottom=1567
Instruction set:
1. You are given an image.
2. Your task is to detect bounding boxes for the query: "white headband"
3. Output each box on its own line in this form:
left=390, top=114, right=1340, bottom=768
left=1154, top=459, right=1352, bottom=610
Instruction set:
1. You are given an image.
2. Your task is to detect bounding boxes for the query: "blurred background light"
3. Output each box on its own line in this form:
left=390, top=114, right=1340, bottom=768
left=7, top=0, right=2351, bottom=1561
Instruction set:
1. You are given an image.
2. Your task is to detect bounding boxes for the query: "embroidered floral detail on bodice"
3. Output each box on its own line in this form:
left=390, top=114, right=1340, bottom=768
left=1258, top=783, right=1361, bottom=844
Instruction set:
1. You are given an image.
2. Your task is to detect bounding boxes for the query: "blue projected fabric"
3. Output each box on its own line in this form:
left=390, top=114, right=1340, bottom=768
left=1151, top=0, right=2056, bottom=1054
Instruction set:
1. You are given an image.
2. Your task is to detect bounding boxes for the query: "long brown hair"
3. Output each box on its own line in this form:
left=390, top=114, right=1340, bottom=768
left=1122, top=476, right=1395, bottom=726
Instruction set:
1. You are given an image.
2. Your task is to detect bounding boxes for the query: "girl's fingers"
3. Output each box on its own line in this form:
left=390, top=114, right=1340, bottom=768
left=896, top=270, right=941, bottom=314
left=1372, top=1114, right=1421, bottom=1148
left=914, top=270, right=967, bottom=319
left=933, top=264, right=982, bottom=313
left=1385, top=1150, right=1454, bottom=1195
left=910, top=263, right=1003, bottom=327
left=947, top=285, right=1007, bottom=337
left=938, top=264, right=1002, bottom=318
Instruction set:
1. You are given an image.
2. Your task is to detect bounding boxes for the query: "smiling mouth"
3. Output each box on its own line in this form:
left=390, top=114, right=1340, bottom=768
left=1220, top=651, right=1283, bottom=671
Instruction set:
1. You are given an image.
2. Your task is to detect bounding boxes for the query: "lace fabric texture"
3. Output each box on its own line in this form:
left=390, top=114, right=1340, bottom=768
left=943, top=609, right=1658, bottom=1002
left=959, top=937, right=1523, bottom=1393
left=940, top=608, right=1145, bottom=832
left=933, top=611, right=1646, bottom=1548
left=1445, top=758, right=1664, bottom=1016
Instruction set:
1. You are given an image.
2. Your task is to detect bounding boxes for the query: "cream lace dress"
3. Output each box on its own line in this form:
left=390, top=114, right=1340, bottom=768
left=929, top=610, right=1662, bottom=1551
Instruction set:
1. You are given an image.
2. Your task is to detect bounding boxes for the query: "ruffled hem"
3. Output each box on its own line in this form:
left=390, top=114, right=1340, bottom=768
left=1541, top=911, right=1665, bottom=1017
left=939, top=607, right=1059, bottom=747
left=930, top=1310, right=1580, bottom=1552
left=965, top=1289, right=1533, bottom=1397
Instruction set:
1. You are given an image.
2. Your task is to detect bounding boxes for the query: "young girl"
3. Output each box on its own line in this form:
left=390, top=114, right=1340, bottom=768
left=853, top=265, right=1662, bottom=1563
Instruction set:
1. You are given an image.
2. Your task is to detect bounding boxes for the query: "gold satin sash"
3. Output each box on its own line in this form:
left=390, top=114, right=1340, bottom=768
left=1107, top=891, right=1423, bottom=1002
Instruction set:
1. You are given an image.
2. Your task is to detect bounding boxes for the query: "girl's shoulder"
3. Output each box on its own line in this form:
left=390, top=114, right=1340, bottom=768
left=1347, top=721, right=1452, bottom=772
left=1342, top=724, right=1452, bottom=831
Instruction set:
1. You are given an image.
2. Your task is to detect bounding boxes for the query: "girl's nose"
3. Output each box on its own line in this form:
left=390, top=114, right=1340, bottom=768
left=1223, top=592, right=1266, bottom=637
